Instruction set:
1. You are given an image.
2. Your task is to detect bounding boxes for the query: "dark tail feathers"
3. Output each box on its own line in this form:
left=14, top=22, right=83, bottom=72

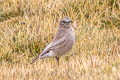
left=30, top=56, right=40, bottom=64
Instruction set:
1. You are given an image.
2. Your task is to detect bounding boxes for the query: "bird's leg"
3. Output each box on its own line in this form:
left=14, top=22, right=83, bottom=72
left=55, top=56, right=59, bottom=65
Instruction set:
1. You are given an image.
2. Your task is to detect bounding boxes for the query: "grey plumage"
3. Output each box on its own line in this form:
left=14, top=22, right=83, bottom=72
left=30, top=17, right=75, bottom=65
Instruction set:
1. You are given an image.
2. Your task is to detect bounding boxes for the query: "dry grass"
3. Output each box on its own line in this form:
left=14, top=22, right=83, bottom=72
left=0, top=0, right=120, bottom=80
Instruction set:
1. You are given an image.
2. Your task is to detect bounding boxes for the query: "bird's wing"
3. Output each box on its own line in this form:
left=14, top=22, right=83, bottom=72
left=30, top=29, right=67, bottom=64
left=40, top=30, right=67, bottom=56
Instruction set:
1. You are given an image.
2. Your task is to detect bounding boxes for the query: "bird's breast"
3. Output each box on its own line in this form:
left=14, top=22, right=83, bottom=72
left=57, top=28, right=75, bottom=56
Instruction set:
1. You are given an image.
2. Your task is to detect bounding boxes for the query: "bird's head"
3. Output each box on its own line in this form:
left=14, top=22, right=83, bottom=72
left=59, top=16, right=72, bottom=28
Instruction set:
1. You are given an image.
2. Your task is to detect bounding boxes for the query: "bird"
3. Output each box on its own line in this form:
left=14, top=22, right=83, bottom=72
left=30, top=16, right=75, bottom=65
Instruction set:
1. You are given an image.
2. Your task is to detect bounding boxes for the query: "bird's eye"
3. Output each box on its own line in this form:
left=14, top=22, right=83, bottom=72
left=62, top=21, right=66, bottom=23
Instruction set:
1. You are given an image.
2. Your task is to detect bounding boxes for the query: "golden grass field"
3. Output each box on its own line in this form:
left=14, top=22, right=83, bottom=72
left=0, top=0, right=120, bottom=80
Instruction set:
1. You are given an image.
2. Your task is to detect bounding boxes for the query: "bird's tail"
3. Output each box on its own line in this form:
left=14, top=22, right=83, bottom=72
left=30, top=55, right=40, bottom=64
